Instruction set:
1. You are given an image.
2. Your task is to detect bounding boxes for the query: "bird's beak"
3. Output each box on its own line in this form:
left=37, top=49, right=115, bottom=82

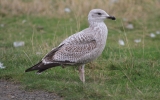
left=107, top=15, right=116, bottom=20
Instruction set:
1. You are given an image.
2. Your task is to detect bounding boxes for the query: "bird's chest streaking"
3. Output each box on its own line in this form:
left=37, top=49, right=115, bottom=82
left=92, top=22, right=108, bottom=50
left=78, top=22, right=108, bottom=63
left=53, top=22, right=108, bottom=64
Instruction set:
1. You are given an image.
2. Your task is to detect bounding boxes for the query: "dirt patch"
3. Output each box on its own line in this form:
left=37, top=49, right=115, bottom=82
left=0, top=79, right=62, bottom=100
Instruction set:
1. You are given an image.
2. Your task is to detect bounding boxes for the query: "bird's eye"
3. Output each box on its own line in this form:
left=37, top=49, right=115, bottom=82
left=97, top=13, right=102, bottom=15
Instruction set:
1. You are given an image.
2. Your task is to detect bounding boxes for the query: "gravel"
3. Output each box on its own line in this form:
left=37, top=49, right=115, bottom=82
left=0, top=80, right=63, bottom=100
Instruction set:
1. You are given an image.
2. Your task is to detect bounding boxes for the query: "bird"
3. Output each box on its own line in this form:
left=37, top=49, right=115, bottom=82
left=25, top=9, right=116, bottom=83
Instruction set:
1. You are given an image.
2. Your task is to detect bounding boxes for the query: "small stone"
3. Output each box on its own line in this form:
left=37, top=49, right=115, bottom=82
left=11, top=95, right=15, bottom=99
left=126, top=24, right=134, bottom=29
left=22, top=20, right=26, bottom=24
left=118, top=39, right=125, bottom=46
left=64, top=8, right=71, bottom=13
left=150, top=33, right=156, bottom=38
left=134, top=39, right=141, bottom=43
left=0, top=62, right=6, bottom=69
left=1, top=24, right=4, bottom=27
left=156, top=31, right=160, bottom=34
left=13, top=41, right=25, bottom=47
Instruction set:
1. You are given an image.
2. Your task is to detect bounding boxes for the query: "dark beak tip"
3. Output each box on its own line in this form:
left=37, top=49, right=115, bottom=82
left=111, top=16, right=116, bottom=20
left=108, top=16, right=116, bottom=20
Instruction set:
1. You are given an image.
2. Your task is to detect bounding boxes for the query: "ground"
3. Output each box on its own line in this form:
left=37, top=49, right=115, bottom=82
left=0, top=15, right=160, bottom=100
left=0, top=79, right=62, bottom=100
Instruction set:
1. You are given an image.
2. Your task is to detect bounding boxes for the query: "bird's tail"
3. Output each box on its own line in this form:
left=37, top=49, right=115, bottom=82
left=25, top=61, right=60, bottom=73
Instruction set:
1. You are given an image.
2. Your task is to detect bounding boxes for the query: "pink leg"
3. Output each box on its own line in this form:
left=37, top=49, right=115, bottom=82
left=79, top=64, right=85, bottom=83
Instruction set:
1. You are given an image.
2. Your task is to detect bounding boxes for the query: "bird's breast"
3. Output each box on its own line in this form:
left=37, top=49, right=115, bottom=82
left=93, top=24, right=108, bottom=49
left=80, top=24, right=108, bottom=63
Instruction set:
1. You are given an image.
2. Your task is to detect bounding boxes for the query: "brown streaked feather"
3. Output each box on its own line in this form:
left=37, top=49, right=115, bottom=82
left=53, top=39, right=97, bottom=63
left=25, top=61, right=60, bottom=73
left=64, top=40, right=96, bottom=53
left=25, top=44, right=64, bottom=73
left=36, top=62, right=60, bottom=73
left=25, top=61, right=43, bottom=72
left=43, top=44, right=64, bottom=60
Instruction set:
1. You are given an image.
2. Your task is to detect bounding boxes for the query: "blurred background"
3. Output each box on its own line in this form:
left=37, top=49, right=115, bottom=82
left=0, top=0, right=160, bottom=20
left=0, top=0, right=160, bottom=100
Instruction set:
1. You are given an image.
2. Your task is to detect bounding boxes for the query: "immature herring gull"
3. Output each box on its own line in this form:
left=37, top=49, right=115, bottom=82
left=25, top=9, right=116, bottom=83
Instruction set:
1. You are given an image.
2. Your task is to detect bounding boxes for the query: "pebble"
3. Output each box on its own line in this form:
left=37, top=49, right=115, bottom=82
left=126, top=24, right=134, bottom=29
left=13, top=41, right=25, bottom=47
left=64, top=8, right=71, bottom=13
left=22, top=20, right=26, bottom=24
left=118, top=39, right=125, bottom=46
left=134, top=39, right=141, bottom=43
left=156, top=31, right=160, bottom=34
left=150, top=33, right=156, bottom=38
left=0, top=62, right=6, bottom=69
left=1, top=24, right=4, bottom=27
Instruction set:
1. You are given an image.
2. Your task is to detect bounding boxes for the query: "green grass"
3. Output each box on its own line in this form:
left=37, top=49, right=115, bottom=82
left=0, top=15, right=160, bottom=100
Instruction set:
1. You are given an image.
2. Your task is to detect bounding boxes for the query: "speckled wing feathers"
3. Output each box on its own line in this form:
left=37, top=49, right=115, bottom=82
left=25, top=9, right=111, bottom=75
left=42, top=29, right=97, bottom=65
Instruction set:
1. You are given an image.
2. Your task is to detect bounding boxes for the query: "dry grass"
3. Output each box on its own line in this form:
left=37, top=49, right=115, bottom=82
left=1, top=1, right=160, bottom=100
left=0, top=0, right=160, bottom=20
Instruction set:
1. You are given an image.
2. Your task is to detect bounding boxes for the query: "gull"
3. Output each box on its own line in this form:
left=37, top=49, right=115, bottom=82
left=25, top=9, right=116, bottom=83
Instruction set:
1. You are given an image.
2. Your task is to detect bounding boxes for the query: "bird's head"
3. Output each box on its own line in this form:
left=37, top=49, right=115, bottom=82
left=88, top=9, right=116, bottom=22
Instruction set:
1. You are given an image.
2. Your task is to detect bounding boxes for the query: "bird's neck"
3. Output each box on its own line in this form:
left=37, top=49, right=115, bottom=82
left=88, top=21, right=108, bottom=54
left=89, top=21, right=106, bottom=28
left=89, top=21, right=108, bottom=32
left=88, top=21, right=108, bottom=45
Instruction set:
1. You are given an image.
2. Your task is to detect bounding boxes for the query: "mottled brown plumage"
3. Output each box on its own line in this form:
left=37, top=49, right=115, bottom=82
left=25, top=9, right=116, bottom=83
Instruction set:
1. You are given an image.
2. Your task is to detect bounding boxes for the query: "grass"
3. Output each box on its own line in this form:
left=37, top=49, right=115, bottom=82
left=0, top=1, right=160, bottom=100
left=0, top=15, right=160, bottom=100
left=1, top=0, right=160, bottom=20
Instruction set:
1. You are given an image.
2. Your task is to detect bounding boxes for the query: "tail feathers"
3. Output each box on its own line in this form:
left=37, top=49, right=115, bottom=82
left=25, top=61, right=42, bottom=72
left=25, top=61, right=60, bottom=73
